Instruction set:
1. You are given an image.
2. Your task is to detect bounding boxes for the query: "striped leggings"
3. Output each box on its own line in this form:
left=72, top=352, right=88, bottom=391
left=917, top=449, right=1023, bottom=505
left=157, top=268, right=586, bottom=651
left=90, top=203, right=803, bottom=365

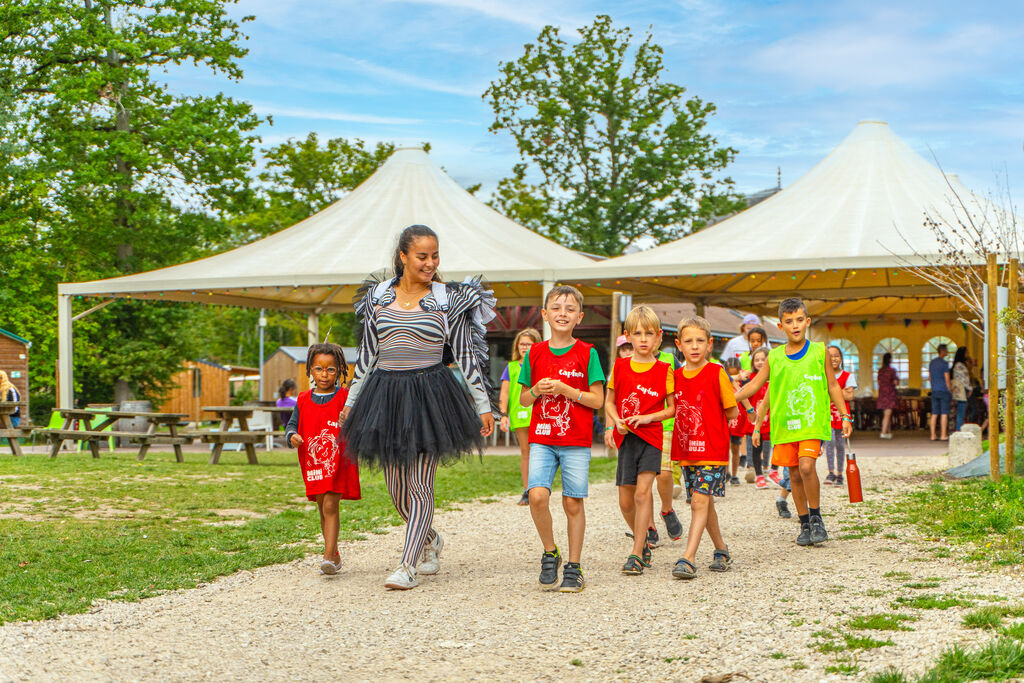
left=383, top=456, right=439, bottom=568
left=824, top=427, right=845, bottom=472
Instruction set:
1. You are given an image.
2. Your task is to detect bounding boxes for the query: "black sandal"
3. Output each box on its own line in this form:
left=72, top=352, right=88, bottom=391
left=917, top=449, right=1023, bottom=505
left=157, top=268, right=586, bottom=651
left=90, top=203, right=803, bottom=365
left=622, top=555, right=644, bottom=575
left=672, top=557, right=697, bottom=579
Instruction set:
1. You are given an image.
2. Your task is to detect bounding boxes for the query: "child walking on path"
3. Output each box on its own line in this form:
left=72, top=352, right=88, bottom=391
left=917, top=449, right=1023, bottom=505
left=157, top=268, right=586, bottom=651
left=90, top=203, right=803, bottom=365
left=736, top=298, right=853, bottom=546
left=670, top=317, right=739, bottom=580
left=744, top=347, right=771, bottom=489
left=500, top=328, right=542, bottom=505
left=824, top=345, right=856, bottom=486
left=604, top=305, right=675, bottom=575
left=724, top=358, right=751, bottom=486
left=520, top=285, right=605, bottom=593
left=285, top=343, right=360, bottom=575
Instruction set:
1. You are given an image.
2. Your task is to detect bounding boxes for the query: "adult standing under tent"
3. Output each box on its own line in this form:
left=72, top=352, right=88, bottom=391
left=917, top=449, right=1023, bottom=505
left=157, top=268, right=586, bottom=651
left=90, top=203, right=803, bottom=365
left=720, top=314, right=769, bottom=369
left=928, top=344, right=952, bottom=441
left=877, top=354, right=899, bottom=439
left=341, top=225, right=497, bottom=591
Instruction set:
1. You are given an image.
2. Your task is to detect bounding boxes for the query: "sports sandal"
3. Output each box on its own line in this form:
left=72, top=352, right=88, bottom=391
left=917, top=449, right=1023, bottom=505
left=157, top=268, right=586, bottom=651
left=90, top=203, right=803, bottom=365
left=621, top=555, right=644, bottom=575
left=709, top=548, right=732, bottom=572
left=641, top=542, right=653, bottom=567
left=672, top=557, right=697, bottom=579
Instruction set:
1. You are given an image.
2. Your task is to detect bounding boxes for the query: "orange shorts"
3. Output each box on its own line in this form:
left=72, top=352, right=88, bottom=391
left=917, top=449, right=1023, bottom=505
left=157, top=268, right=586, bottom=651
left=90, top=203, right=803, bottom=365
left=772, top=440, right=822, bottom=468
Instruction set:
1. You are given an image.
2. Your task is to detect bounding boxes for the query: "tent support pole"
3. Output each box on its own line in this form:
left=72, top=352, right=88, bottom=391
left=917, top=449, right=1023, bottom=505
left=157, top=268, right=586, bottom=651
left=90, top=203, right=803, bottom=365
left=987, top=253, right=1001, bottom=481
left=695, top=299, right=706, bottom=318
left=307, top=312, right=320, bottom=345
left=57, top=293, right=74, bottom=409
left=541, top=279, right=554, bottom=340
left=1007, top=258, right=1018, bottom=478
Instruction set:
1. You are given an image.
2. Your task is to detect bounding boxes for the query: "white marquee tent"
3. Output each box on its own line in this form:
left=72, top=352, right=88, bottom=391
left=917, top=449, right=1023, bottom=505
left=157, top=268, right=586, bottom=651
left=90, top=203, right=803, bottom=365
left=56, top=147, right=598, bottom=407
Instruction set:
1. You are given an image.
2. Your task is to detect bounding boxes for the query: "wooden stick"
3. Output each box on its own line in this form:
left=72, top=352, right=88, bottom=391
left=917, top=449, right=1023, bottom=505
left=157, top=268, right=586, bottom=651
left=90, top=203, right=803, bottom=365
left=1008, top=258, right=1019, bottom=478
left=988, top=253, right=1001, bottom=481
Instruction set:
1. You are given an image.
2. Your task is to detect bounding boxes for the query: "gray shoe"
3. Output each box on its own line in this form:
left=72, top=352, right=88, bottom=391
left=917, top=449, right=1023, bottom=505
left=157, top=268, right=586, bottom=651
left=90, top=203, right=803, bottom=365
left=809, top=516, right=829, bottom=544
left=418, top=532, right=443, bottom=575
left=796, top=523, right=812, bottom=546
left=539, top=548, right=561, bottom=589
left=776, top=499, right=792, bottom=519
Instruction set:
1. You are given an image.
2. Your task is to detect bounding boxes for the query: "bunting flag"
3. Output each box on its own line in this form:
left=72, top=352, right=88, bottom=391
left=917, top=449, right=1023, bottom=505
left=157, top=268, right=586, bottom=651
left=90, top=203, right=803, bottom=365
left=922, top=320, right=930, bottom=328
left=843, top=322, right=851, bottom=330
left=904, top=318, right=912, bottom=327
left=826, top=322, right=835, bottom=331
left=859, top=320, right=868, bottom=329
left=945, top=320, right=954, bottom=329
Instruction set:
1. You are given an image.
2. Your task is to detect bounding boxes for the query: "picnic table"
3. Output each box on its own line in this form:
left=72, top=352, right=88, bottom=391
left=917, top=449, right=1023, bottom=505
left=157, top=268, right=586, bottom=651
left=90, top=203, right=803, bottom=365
left=0, top=401, right=31, bottom=456
left=41, top=408, right=189, bottom=461
left=198, top=405, right=293, bottom=465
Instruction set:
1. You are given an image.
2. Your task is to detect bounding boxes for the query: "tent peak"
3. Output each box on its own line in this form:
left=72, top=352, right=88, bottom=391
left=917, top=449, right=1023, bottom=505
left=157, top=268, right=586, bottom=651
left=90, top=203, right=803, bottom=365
left=857, top=119, right=889, bottom=126
left=394, top=145, right=428, bottom=152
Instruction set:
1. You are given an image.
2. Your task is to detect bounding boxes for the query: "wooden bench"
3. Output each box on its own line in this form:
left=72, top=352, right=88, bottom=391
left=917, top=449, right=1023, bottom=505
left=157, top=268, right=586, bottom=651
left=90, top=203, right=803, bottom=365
left=44, top=408, right=190, bottom=461
left=0, top=426, right=34, bottom=457
left=40, top=430, right=139, bottom=459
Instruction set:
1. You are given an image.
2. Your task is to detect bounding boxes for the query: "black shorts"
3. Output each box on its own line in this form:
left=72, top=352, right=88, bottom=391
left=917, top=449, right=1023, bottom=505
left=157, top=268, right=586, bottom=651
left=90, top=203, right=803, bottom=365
left=616, top=433, right=662, bottom=486
left=729, top=435, right=742, bottom=446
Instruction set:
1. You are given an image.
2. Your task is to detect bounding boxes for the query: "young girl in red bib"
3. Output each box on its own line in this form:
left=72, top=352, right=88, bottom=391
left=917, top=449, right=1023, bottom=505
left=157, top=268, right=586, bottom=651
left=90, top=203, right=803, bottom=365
left=824, top=345, right=857, bottom=486
left=285, top=343, right=360, bottom=576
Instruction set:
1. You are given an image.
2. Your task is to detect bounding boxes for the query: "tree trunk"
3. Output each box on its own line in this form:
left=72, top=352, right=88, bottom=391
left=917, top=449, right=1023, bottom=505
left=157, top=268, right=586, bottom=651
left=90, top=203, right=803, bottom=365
left=114, top=379, right=133, bottom=407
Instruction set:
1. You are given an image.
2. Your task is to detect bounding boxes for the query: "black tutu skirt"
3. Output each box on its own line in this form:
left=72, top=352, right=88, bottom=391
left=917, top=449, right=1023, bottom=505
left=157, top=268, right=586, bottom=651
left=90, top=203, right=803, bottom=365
left=342, top=363, right=485, bottom=469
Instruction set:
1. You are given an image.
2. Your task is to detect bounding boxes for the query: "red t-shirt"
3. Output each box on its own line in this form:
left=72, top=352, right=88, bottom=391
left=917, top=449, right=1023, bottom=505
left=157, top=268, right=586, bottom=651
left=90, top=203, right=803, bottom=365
left=728, top=401, right=749, bottom=437
left=528, top=340, right=595, bottom=447
left=830, top=370, right=852, bottom=429
left=611, top=356, right=671, bottom=450
left=671, top=364, right=732, bottom=465
left=744, top=381, right=771, bottom=437
left=296, top=389, right=360, bottom=501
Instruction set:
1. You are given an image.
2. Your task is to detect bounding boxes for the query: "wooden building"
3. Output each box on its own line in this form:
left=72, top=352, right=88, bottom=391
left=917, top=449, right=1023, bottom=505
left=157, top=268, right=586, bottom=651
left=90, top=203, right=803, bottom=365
left=0, top=328, right=30, bottom=412
left=158, top=360, right=259, bottom=423
left=262, top=346, right=358, bottom=401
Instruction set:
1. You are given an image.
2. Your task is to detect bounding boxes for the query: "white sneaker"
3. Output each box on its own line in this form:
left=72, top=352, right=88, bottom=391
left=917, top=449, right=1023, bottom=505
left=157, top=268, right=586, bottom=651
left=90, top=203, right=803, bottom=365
left=384, top=563, right=418, bottom=590
left=319, top=557, right=341, bottom=575
left=418, top=533, right=444, bottom=575
left=673, top=484, right=683, bottom=499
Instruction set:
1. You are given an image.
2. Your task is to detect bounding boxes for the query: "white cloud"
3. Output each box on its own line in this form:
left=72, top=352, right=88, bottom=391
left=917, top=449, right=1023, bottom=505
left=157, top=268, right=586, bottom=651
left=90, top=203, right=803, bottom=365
left=327, top=54, right=484, bottom=96
left=752, top=17, right=1012, bottom=90
left=251, top=104, right=422, bottom=125
left=383, top=0, right=585, bottom=31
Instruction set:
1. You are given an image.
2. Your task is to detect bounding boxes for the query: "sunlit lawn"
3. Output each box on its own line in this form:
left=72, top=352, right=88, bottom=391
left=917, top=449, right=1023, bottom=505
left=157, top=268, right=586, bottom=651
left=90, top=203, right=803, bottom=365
left=0, top=449, right=617, bottom=623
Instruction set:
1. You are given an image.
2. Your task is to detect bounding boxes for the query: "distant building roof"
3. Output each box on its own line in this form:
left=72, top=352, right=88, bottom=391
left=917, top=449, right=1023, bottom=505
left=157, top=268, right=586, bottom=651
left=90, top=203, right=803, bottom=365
left=651, top=304, right=785, bottom=342
left=270, top=346, right=359, bottom=365
left=0, top=328, right=31, bottom=347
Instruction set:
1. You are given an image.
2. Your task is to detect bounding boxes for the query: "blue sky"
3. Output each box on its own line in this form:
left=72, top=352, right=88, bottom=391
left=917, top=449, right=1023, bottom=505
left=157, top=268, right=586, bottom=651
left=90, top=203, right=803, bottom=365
left=171, top=0, right=1024, bottom=198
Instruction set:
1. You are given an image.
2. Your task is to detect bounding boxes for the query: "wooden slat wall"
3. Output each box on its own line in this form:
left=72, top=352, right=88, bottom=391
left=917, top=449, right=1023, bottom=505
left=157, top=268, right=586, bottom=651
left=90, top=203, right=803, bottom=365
left=0, top=336, right=29, bottom=414
left=262, top=351, right=308, bottom=400
left=157, top=361, right=232, bottom=422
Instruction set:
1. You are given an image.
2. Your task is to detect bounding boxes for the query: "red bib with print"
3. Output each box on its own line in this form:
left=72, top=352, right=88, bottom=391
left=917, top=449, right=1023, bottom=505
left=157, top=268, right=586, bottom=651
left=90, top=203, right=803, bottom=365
left=671, top=364, right=729, bottom=465
left=297, top=389, right=360, bottom=501
left=528, top=340, right=595, bottom=447
left=612, top=357, right=670, bottom=450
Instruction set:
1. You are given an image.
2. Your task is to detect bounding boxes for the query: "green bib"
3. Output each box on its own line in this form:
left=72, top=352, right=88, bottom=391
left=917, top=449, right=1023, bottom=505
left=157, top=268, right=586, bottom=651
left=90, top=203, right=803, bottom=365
left=767, top=342, right=832, bottom=444
left=507, top=361, right=532, bottom=430
left=658, top=350, right=676, bottom=433
left=740, top=351, right=752, bottom=371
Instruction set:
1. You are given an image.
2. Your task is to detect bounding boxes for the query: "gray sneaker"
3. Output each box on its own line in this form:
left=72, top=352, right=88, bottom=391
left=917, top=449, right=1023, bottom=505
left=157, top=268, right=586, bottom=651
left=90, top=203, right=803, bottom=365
left=796, top=523, right=812, bottom=546
left=809, top=516, right=829, bottom=544
left=418, top=532, right=443, bottom=575
left=776, top=499, right=792, bottom=519
left=539, top=548, right=561, bottom=589
left=661, top=509, right=683, bottom=540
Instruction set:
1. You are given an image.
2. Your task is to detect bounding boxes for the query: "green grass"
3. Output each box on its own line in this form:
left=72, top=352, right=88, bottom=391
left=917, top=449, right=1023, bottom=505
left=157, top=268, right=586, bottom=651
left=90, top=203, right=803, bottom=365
left=892, top=476, right=1024, bottom=565
left=847, top=613, right=917, bottom=631
left=903, top=581, right=942, bottom=589
left=892, top=594, right=976, bottom=610
left=874, top=639, right=1024, bottom=682
left=811, top=632, right=895, bottom=654
left=962, top=605, right=1024, bottom=630
left=825, top=660, right=862, bottom=676
left=570, top=659, right=583, bottom=667
left=883, top=571, right=912, bottom=580
left=769, top=652, right=787, bottom=659
left=0, top=451, right=617, bottom=623
left=791, top=661, right=808, bottom=670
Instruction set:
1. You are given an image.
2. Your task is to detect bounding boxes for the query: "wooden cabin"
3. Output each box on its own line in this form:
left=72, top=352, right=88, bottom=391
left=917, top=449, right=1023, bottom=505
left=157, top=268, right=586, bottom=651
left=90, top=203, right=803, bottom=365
left=0, top=328, right=30, bottom=412
left=262, top=346, right=358, bottom=401
left=158, top=360, right=259, bottom=423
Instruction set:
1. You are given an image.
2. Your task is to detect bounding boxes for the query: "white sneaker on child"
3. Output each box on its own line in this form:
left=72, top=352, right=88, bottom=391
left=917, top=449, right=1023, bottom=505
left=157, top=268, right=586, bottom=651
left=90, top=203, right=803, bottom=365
left=418, top=533, right=444, bottom=575
left=384, top=563, right=419, bottom=590
left=320, top=557, right=341, bottom=575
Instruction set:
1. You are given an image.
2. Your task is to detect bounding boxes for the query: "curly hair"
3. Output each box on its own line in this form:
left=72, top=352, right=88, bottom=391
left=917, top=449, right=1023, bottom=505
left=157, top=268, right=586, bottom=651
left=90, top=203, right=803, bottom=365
left=306, top=343, right=348, bottom=385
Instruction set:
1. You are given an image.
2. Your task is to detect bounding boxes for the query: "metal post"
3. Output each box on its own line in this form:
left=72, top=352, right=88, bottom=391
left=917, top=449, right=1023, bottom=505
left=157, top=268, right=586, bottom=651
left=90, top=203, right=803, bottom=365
left=541, top=279, right=554, bottom=340
left=307, top=312, right=319, bottom=346
left=1008, top=259, right=1019, bottom=477
left=57, top=293, right=74, bottom=409
left=258, top=309, right=266, bottom=401
left=987, top=254, right=1001, bottom=481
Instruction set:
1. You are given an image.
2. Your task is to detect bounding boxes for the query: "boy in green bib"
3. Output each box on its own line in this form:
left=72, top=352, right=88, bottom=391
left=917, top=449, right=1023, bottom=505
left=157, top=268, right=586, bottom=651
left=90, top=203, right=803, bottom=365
left=735, top=298, right=853, bottom=546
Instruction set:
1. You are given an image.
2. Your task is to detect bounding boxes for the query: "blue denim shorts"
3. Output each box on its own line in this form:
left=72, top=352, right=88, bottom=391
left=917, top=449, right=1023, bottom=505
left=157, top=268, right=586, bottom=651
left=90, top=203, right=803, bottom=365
left=931, top=391, right=951, bottom=416
left=528, top=443, right=592, bottom=498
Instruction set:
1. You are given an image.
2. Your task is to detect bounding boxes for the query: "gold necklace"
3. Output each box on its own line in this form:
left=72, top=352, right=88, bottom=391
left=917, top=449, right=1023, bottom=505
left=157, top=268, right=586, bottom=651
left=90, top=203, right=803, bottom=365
left=396, top=283, right=428, bottom=309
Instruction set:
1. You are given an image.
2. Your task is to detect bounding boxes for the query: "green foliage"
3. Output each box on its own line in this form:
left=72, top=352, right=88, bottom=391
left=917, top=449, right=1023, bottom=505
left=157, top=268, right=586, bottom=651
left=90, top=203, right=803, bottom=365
left=0, top=0, right=261, bottom=410
left=847, top=613, right=917, bottom=631
left=484, top=14, right=744, bottom=256
left=963, top=605, right=1024, bottom=630
left=893, top=477, right=1024, bottom=565
left=892, top=594, right=976, bottom=610
left=0, top=452, right=619, bottom=623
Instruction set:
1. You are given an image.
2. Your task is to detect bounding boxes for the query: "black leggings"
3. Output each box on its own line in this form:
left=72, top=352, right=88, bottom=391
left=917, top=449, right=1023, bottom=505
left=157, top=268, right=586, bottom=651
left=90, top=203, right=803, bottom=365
left=745, top=434, right=771, bottom=476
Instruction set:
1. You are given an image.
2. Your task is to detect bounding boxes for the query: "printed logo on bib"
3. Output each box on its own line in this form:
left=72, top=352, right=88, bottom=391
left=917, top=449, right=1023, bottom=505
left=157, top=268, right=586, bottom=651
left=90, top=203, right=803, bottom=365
left=559, top=368, right=585, bottom=380
left=621, top=392, right=641, bottom=418
left=675, top=397, right=705, bottom=454
left=787, top=419, right=802, bottom=431
left=787, top=382, right=817, bottom=426
left=306, top=428, right=339, bottom=478
left=538, top=394, right=572, bottom=436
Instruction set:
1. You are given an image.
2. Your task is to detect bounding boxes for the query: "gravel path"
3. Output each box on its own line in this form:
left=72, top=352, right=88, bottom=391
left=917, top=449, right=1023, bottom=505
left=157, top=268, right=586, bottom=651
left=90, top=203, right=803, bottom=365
left=1, top=452, right=1021, bottom=682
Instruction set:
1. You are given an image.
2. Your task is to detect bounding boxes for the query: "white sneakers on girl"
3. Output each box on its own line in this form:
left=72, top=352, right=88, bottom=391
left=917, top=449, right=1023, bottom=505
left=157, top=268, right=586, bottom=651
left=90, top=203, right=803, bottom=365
left=384, top=563, right=418, bottom=590
left=418, top=533, right=444, bottom=575
left=319, top=557, right=341, bottom=575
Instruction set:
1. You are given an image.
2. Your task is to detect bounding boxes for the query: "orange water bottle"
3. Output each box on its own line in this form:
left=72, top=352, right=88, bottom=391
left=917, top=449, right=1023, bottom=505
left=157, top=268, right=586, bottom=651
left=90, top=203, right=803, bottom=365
left=845, top=438, right=863, bottom=503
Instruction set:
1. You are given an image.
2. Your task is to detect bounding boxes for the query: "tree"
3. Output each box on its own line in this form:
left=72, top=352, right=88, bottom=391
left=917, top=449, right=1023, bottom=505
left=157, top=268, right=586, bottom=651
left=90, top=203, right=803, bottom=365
left=484, top=14, right=744, bottom=256
left=0, top=0, right=262, bottom=408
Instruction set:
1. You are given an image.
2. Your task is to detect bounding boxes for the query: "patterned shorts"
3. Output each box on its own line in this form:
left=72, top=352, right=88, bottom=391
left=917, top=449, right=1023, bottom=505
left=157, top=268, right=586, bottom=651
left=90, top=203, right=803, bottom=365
left=683, top=465, right=727, bottom=498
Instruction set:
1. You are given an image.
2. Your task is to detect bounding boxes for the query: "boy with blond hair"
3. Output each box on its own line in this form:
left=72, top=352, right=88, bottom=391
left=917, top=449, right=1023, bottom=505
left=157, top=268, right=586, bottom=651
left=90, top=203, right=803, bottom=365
left=736, top=297, right=853, bottom=545
left=604, top=305, right=675, bottom=575
left=670, top=316, right=739, bottom=579
left=520, top=285, right=605, bottom=592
